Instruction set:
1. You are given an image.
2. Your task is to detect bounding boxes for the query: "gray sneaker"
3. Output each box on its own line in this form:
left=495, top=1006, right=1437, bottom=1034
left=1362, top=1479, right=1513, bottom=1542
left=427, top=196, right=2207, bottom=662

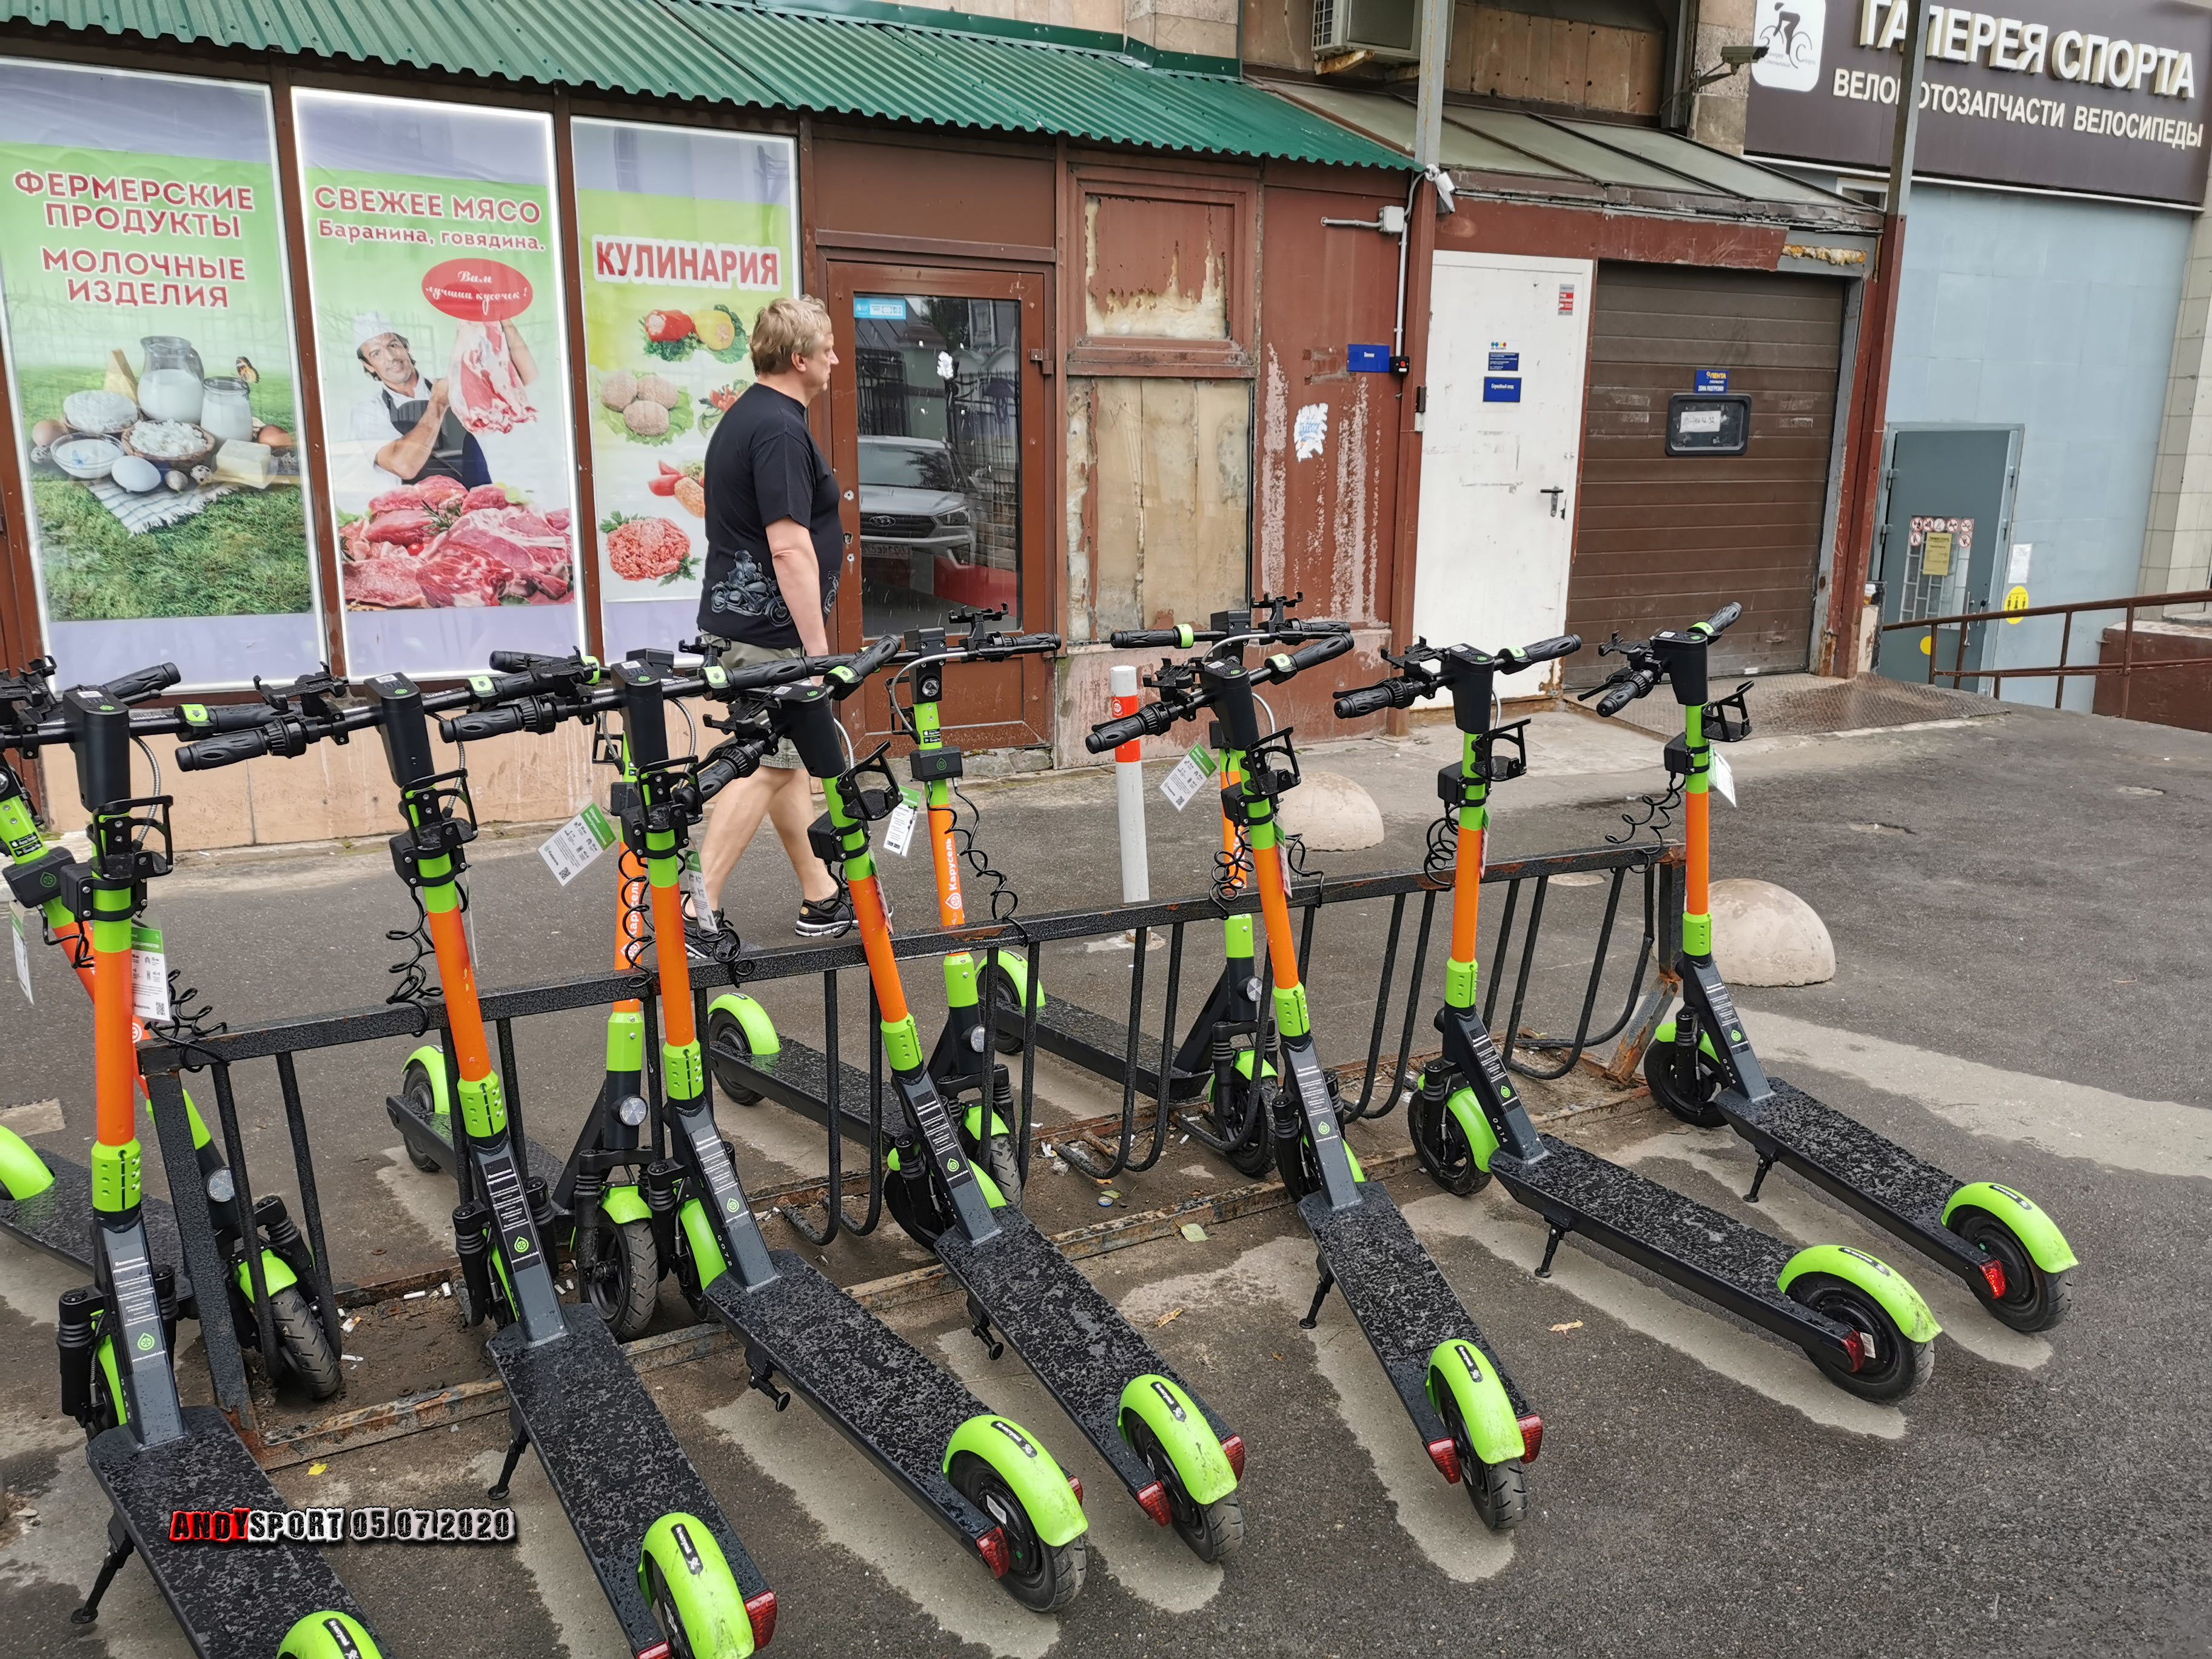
left=795, top=889, right=854, bottom=937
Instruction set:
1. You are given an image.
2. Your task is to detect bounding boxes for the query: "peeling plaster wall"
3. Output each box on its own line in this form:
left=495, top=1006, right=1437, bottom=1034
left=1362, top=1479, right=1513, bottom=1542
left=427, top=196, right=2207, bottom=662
left=1083, top=195, right=1232, bottom=339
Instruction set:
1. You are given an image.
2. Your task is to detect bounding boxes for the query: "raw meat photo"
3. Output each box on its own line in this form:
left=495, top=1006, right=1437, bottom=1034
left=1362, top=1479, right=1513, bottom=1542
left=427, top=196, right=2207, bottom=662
left=338, top=481, right=573, bottom=610
left=449, top=320, right=536, bottom=435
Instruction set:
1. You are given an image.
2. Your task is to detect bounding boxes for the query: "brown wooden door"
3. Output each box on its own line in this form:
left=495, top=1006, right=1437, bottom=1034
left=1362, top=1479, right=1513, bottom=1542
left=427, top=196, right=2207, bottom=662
left=823, top=262, right=1054, bottom=750
left=1567, top=263, right=1846, bottom=680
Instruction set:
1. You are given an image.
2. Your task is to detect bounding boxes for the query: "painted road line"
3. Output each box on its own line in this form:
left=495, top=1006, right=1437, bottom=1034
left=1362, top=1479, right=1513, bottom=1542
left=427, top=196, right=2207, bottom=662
left=465, top=1446, right=630, bottom=1659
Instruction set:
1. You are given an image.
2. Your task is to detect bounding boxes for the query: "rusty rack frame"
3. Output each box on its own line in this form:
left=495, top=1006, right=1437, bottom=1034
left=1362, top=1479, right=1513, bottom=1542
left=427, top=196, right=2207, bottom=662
left=135, top=839, right=1680, bottom=1435
left=1881, top=585, right=2212, bottom=716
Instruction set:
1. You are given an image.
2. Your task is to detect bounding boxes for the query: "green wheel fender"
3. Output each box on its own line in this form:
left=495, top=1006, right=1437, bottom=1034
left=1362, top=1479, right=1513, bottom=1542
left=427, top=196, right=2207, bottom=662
left=679, top=1198, right=730, bottom=1295
left=600, top=1182, right=651, bottom=1228
left=0, top=1124, right=55, bottom=1200
left=1424, top=1338, right=1524, bottom=1467
left=988, top=951, right=1042, bottom=1019
left=1199, top=1050, right=1276, bottom=1099
left=943, top=1415, right=1087, bottom=1547
left=403, top=1046, right=451, bottom=1118
left=1942, top=1181, right=2079, bottom=1274
left=97, top=1333, right=126, bottom=1427
left=1652, top=1020, right=1720, bottom=1062
left=961, top=1104, right=1010, bottom=1142
left=707, top=993, right=780, bottom=1061
left=278, top=1610, right=384, bottom=1659
left=235, top=1249, right=300, bottom=1301
left=637, top=1513, right=754, bottom=1658
left=1778, top=1245, right=1942, bottom=1344
left=887, top=1153, right=1007, bottom=1208
left=1116, top=1375, right=1238, bottom=1506
left=1441, top=1088, right=1501, bottom=1174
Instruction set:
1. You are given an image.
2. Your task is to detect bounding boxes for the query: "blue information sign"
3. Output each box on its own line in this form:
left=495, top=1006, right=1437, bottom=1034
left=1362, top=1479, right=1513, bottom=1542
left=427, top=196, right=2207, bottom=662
left=1488, top=351, right=1520, bottom=372
left=1347, top=343, right=1391, bottom=372
left=1483, top=377, right=1522, bottom=403
left=1695, top=369, right=1729, bottom=394
left=855, top=297, right=908, bottom=320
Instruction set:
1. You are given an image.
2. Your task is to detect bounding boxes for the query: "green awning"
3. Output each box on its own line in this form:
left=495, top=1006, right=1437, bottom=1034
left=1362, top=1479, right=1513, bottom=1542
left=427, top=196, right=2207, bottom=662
left=0, top=0, right=1410, bottom=169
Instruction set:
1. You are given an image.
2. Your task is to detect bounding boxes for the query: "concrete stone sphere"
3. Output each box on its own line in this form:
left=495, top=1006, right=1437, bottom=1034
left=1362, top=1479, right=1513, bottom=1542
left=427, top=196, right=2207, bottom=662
left=1710, top=878, right=1835, bottom=987
left=1276, top=769, right=1384, bottom=851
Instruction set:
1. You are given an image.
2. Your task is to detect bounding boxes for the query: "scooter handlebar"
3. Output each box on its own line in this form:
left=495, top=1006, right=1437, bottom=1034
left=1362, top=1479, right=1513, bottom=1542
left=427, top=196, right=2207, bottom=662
left=176, top=726, right=275, bottom=770
left=1107, top=626, right=1196, bottom=650
left=1267, top=631, right=1355, bottom=678
left=1510, top=635, right=1582, bottom=669
left=486, top=649, right=571, bottom=674
left=1697, top=603, right=1743, bottom=638
left=1084, top=701, right=1179, bottom=754
left=829, top=634, right=902, bottom=696
left=1594, top=669, right=1659, bottom=717
left=696, top=737, right=774, bottom=798
left=1334, top=681, right=1407, bottom=719
left=99, top=662, right=181, bottom=703
left=440, top=706, right=526, bottom=744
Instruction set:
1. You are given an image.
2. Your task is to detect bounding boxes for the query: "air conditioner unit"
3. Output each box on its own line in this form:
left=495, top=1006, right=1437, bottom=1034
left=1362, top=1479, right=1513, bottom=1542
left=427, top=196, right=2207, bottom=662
left=1313, top=0, right=1422, bottom=61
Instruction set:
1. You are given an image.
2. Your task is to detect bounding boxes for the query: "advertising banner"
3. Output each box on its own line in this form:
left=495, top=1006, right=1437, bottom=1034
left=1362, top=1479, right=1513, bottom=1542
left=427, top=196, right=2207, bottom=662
left=293, top=90, right=581, bottom=677
left=1746, top=0, right=2212, bottom=204
left=570, top=120, right=797, bottom=661
left=0, top=60, right=321, bottom=689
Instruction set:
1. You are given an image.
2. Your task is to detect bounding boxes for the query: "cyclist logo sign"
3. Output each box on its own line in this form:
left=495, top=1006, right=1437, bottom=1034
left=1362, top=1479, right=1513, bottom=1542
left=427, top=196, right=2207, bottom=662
left=1752, top=0, right=1826, bottom=91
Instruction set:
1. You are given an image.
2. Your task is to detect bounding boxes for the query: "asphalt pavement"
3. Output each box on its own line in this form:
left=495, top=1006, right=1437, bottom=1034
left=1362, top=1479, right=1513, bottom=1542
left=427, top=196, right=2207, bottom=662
left=1, top=692, right=2208, bottom=1658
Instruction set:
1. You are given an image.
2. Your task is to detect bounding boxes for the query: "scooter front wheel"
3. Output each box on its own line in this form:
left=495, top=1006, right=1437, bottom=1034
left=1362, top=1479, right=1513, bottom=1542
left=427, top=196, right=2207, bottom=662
left=584, top=1215, right=660, bottom=1341
left=1951, top=1208, right=2073, bottom=1333
left=270, top=1285, right=343, bottom=1401
left=1200, top=1075, right=1275, bottom=1178
left=400, top=1061, right=445, bottom=1172
left=1407, top=1087, right=1490, bottom=1197
left=951, top=1452, right=1087, bottom=1611
left=1642, top=1041, right=1728, bottom=1128
left=1791, top=1272, right=1934, bottom=1402
left=984, top=967, right=1030, bottom=1057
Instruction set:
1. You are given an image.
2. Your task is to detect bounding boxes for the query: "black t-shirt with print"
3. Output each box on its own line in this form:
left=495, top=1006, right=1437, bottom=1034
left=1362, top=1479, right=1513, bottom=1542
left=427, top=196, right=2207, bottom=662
left=696, top=383, right=842, bottom=648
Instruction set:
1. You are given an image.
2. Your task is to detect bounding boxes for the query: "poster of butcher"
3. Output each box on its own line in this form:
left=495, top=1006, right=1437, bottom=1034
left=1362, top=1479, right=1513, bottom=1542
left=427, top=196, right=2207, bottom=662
left=569, top=120, right=797, bottom=662
left=292, top=89, right=581, bottom=677
left=0, top=60, right=321, bottom=690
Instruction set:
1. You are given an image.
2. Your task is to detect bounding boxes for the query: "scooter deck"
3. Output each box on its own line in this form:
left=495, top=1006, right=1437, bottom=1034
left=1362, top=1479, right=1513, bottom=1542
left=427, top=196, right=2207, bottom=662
left=1490, top=1134, right=1855, bottom=1355
left=0, top=1148, right=189, bottom=1303
left=387, top=1090, right=565, bottom=1192
left=713, top=1031, right=886, bottom=1144
left=87, top=1407, right=377, bottom=1659
left=1299, top=1181, right=1533, bottom=1426
left=489, top=1306, right=769, bottom=1651
left=1022, top=997, right=1203, bottom=1101
left=935, top=1205, right=1222, bottom=1498
left=1721, top=1078, right=1987, bottom=1282
left=703, top=1250, right=996, bottom=1549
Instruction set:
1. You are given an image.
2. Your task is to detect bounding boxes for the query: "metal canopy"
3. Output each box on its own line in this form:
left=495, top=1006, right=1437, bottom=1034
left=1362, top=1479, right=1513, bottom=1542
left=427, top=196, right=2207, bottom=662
left=0, top=0, right=1410, bottom=169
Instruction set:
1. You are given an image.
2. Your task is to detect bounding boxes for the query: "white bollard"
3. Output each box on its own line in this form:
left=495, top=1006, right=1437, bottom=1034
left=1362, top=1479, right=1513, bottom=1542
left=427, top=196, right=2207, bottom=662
left=1110, top=663, right=1150, bottom=903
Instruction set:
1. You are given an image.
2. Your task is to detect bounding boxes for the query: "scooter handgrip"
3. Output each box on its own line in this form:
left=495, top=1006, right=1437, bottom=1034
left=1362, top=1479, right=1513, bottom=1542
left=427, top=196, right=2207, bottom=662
left=488, top=649, right=566, bottom=673
left=1006, top=633, right=1063, bottom=655
left=1333, top=682, right=1399, bottom=719
left=440, top=706, right=525, bottom=743
left=1699, top=603, right=1743, bottom=637
left=176, top=727, right=271, bottom=770
left=1515, top=634, right=1582, bottom=668
left=1287, top=631, right=1355, bottom=672
left=189, top=702, right=293, bottom=734
left=1107, top=628, right=1186, bottom=649
left=100, top=662, right=181, bottom=703
left=722, top=656, right=815, bottom=691
left=1594, top=670, right=1656, bottom=717
left=1085, top=710, right=1156, bottom=754
left=850, top=634, right=902, bottom=679
left=697, top=740, right=771, bottom=797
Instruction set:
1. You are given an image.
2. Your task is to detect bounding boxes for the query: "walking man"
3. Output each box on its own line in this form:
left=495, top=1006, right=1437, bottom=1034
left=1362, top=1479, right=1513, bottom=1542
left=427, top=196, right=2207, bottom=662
left=694, top=295, right=853, bottom=936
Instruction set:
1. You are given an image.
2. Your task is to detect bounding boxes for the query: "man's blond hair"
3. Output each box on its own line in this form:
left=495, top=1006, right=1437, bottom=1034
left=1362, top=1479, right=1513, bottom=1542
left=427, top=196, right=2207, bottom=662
left=751, top=295, right=832, bottom=375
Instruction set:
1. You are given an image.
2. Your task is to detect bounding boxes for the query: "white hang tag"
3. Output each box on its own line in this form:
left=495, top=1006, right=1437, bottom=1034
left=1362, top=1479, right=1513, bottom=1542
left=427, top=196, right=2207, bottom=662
left=1158, top=743, right=1218, bottom=813
left=130, top=922, right=169, bottom=1023
left=684, top=850, right=713, bottom=923
left=538, top=802, right=617, bottom=887
left=11, top=907, right=30, bottom=1004
left=1710, top=751, right=1738, bottom=807
left=882, top=788, right=923, bottom=858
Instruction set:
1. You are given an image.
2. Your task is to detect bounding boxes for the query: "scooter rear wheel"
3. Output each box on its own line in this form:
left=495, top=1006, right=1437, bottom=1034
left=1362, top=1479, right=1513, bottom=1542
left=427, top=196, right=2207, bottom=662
left=1436, top=1386, right=1527, bottom=1531
left=1407, top=1087, right=1490, bottom=1197
left=270, top=1284, right=343, bottom=1401
left=951, top=1453, right=1087, bottom=1611
left=584, top=1215, right=660, bottom=1341
left=984, top=967, right=1030, bottom=1057
left=1951, top=1208, right=2073, bottom=1333
left=1201, top=1076, right=1275, bottom=1179
left=1127, top=1416, right=1244, bottom=1561
left=1790, top=1272, right=1934, bottom=1401
left=1643, top=1041, right=1728, bottom=1128
left=704, top=1007, right=763, bottom=1107
left=400, top=1062, right=445, bottom=1172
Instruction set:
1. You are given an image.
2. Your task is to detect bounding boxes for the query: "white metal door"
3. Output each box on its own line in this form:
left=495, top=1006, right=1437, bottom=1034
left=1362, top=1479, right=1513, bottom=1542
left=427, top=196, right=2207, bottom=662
left=1415, top=252, right=1594, bottom=671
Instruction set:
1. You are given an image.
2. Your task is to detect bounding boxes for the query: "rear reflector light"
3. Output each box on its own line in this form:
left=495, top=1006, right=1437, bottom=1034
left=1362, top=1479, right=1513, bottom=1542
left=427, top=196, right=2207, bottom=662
left=1980, top=1259, right=2008, bottom=1299
left=1134, top=1482, right=1173, bottom=1526
left=1517, top=1415, right=1544, bottom=1464
left=1067, top=1475, right=1084, bottom=1506
left=1425, top=1438, right=1463, bottom=1484
left=1221, top=1435, right=1245, bottom=1481
left=1843, top=1330, right=1868, bottom=1372
left=978, top=1529, right=1010, bottom=1578
left=637, top=1645, right=671, bottom=1659
left=743, top=1591, right=778, bottom=1649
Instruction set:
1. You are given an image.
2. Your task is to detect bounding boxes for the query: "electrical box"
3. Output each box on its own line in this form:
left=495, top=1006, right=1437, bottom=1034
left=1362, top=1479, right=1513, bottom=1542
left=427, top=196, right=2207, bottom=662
left=1313, top=0, right=1421, bottom=61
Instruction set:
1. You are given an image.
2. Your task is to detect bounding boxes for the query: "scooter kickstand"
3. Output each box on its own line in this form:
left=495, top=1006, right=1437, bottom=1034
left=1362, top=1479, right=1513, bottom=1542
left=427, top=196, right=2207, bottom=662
left=967, top=1295, right=1005, bottom=1361
left=1535, top=1224, right=1570, bottom=1279
left=1299, top=1258, right=1336, bottom=1330
left=747, top=1346, right=792, bottom=1412
left=1744, top=1153, right=1778, bottom=1205
left=488, top=1406, right=531, bottom=1500
left=70, top=1517, right=133, bottom=1626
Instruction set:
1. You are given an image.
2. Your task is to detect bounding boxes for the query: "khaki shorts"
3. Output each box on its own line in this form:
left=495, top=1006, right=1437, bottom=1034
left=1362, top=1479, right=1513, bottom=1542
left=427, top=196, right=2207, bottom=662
left=700, top=636, right=808, bottom=769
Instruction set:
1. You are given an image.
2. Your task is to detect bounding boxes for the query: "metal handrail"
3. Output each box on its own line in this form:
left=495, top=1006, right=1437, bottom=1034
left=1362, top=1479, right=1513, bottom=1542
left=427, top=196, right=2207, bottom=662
left=1878, top=585, right=2212, bottom=716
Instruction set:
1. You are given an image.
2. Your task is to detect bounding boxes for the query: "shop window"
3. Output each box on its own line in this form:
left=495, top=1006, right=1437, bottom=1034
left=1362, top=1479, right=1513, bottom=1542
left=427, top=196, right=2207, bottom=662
left=0, top=59, right=321, bottom=689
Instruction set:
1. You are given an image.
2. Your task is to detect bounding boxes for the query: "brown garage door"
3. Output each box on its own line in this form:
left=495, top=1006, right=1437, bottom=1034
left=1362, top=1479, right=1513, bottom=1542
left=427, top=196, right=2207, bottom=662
left=1566, top=263, right=1845, bottom=682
